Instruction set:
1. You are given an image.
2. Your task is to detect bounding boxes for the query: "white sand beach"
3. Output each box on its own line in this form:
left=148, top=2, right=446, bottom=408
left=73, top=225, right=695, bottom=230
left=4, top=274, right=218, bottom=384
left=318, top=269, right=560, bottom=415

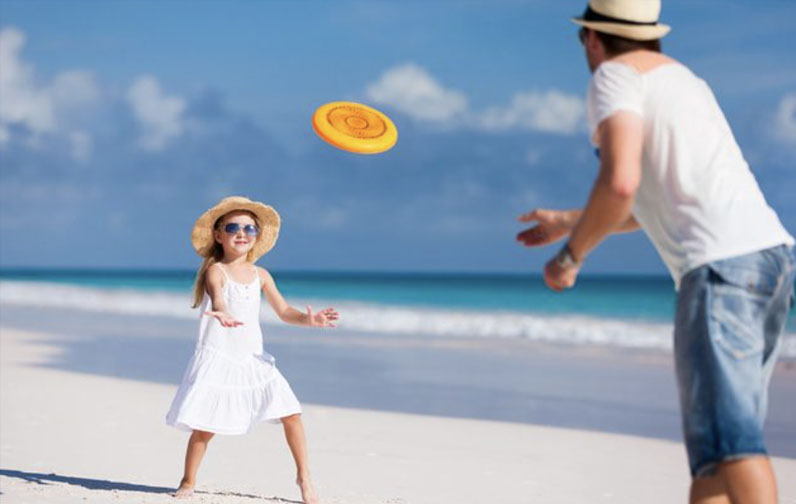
left=2, top=306, right=795, bottom=503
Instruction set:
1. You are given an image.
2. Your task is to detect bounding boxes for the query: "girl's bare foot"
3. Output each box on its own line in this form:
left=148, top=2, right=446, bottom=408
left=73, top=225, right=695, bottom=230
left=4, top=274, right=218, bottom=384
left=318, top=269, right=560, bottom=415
left=297, top=477, right=319, bottom=504
left=175, top=478, right=195, bottom=498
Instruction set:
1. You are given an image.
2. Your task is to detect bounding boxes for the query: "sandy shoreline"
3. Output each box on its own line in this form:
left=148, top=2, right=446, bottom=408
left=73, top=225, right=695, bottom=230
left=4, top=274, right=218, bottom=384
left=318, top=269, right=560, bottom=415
left=2, top=307, right=795, bottom=503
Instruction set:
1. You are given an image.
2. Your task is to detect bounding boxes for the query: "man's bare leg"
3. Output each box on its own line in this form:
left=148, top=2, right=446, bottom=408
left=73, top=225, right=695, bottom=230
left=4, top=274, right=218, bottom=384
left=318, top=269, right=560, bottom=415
left=690, top=456, right=776, bottom=504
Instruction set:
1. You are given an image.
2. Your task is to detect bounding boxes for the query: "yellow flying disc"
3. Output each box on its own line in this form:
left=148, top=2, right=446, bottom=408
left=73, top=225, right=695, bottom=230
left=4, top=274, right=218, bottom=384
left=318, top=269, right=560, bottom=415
left=312, top=101, right=397, bottom=154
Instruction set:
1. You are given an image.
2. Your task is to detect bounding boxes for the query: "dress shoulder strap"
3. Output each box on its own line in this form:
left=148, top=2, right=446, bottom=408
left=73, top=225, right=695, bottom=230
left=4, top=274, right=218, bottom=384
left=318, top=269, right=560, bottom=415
left=251, top=264, right=261, bottom=286
left=214, top=263, right=231, bottom=284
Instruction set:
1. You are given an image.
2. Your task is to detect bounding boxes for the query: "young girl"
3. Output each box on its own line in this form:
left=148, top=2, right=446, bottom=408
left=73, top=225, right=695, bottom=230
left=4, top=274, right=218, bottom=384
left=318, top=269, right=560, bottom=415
left=166, top=196, right=338, bottom=504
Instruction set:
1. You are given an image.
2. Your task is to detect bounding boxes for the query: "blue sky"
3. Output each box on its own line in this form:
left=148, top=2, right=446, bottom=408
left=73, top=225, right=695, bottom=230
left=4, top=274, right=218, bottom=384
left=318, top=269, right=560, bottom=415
left=1, top=0, right=795, bottom=274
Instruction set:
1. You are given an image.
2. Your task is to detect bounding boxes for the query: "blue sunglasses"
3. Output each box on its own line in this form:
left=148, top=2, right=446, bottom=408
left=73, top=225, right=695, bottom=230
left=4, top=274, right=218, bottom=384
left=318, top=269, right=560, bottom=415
left=222, top=223, right=260, bottom=236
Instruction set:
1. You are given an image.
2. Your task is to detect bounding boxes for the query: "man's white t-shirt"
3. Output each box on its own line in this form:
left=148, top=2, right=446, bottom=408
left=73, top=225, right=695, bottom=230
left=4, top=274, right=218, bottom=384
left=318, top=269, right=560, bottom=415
left=587, top=61, right=793, bottom=289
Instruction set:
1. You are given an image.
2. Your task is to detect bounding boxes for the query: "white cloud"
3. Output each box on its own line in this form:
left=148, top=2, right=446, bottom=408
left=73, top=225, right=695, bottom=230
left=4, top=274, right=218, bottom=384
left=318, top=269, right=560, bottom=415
left=0, top=26, right=191, bottom=157
left=0, top=27, right=56, bottom=137
left=773, top=92, right=796, bottom=144
left=0, top=27, right=100, bottom=158
left=366, top=63, right=468, bottom=123
left=126, top=76, right=186, bottom=151
left=478, top=90, right=585, bottom=135
left=365, top=63, right=584, bottom=135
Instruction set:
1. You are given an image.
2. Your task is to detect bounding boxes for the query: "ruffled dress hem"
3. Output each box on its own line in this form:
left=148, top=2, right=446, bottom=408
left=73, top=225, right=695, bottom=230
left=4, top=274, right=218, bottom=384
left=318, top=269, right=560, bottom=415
left=166, top=346, right=302, bottom=435
left=167, top=403, right=303, bottom=435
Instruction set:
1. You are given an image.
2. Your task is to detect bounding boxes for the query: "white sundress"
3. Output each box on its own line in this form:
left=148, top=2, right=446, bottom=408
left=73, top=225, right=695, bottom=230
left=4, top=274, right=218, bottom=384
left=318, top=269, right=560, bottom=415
left=166, top=264, right=301, bottom=435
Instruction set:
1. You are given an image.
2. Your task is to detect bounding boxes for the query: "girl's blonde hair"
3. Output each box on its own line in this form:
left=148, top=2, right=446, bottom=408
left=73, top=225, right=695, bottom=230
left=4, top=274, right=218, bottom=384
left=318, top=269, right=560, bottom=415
left=191, top=210, right=261, bottom=308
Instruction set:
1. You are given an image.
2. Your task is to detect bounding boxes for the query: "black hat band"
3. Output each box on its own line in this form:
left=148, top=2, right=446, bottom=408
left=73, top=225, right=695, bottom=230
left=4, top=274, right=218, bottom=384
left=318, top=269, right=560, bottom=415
left=582, top=5, right=657, bottom=26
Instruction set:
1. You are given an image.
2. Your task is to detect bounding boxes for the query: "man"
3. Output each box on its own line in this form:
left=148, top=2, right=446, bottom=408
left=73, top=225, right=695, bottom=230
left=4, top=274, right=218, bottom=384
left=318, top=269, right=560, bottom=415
left=516, top=1, right=795, bottom=503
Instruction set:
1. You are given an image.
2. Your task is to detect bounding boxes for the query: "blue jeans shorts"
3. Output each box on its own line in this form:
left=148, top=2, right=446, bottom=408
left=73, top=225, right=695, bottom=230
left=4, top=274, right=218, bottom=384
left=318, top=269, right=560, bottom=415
left=674, top=244, right=795, bottom=478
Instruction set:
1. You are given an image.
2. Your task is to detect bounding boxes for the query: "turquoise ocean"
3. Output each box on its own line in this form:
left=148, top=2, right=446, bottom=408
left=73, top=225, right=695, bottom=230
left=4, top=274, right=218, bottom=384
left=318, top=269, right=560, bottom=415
left=1, top=269, right=794, bottom=355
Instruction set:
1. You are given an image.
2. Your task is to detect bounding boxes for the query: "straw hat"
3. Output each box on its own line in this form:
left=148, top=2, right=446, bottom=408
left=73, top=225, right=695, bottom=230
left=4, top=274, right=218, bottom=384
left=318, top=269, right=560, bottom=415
left=572, top=0, right=671, bottom=41
left=191, top=196, right=280, bottom=261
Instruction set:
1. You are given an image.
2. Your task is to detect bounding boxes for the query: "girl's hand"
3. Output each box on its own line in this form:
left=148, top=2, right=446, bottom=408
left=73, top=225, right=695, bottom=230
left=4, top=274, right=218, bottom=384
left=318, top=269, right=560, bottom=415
left=305, top=306, right=339, bottom=328
left=516, top=209, right=576, bottom=247
left=205, top=310, right=244, bottom=327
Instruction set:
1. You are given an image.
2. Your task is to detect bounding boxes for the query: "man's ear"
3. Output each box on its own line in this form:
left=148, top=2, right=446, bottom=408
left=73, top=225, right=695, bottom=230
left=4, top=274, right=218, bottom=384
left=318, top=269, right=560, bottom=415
left=587, top=29, right=601, bottom=52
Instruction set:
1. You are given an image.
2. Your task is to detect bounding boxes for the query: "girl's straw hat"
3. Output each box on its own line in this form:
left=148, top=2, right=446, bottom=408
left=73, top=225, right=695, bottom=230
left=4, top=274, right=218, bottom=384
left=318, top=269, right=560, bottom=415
left=191, top=196, right=281, bottom=261
left=572, top=0, right=671, bottom=41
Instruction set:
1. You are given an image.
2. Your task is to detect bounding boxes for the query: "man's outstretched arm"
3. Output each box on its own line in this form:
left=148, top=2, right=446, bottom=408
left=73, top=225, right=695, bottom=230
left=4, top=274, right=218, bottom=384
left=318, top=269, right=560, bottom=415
left=567, top=111, right=643, bottom=262
left=516, top=209, right=638, bottom=249
left=540, top=111, right=643, bottom=291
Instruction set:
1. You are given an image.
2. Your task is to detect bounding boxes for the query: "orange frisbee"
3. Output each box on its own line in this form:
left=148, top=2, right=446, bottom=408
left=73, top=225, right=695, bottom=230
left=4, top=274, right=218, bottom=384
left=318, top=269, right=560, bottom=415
left=312, top=101, right=397, bottom=154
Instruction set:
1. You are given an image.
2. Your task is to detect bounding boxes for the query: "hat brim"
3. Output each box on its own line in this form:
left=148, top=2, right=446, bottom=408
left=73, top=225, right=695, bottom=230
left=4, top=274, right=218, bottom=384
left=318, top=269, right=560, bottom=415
left=572, top=18, right=671, bottom=41
left=191, top=196, right=281, bottom=262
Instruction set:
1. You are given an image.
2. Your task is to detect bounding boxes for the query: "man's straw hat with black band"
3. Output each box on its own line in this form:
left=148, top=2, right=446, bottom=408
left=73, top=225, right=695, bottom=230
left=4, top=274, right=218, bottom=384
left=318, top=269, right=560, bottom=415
left=191, top=196, right=281, bottom=262
left=572, top=0, right=671, bottom=41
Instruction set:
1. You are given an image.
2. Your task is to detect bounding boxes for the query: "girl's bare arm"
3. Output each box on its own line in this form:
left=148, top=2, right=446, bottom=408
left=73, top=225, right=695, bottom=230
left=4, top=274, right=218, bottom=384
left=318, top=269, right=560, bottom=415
left=258, top=267, right=337, bottom=327
left=204, top=264, right=243, bottom=327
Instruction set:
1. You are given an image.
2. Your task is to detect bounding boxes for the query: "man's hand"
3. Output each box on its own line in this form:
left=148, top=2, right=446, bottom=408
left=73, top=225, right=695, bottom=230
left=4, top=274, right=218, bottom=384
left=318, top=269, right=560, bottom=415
left=516, top=209, right=579, bottom=247
left=543, top=255, right=580, bottom=292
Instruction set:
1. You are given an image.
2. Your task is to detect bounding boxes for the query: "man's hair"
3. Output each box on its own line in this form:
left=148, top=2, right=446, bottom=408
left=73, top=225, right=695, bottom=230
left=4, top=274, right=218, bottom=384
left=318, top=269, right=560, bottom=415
left=595, top=31, right=661, bottom=55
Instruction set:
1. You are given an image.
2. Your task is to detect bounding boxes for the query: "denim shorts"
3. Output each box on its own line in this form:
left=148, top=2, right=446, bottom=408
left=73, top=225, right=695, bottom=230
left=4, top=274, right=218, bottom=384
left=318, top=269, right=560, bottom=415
left=674, top=244, right=795, bottom=478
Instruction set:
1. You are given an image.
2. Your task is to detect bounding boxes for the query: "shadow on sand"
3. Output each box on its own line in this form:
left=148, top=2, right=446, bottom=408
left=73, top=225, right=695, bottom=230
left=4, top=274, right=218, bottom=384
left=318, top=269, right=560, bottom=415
left=0, top=469, right=302, bottom=503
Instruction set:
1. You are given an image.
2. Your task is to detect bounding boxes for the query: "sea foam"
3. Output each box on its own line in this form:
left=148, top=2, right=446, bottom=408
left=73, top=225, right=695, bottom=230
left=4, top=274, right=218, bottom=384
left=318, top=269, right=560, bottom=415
left=2, top=280, right=793, bottom=357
